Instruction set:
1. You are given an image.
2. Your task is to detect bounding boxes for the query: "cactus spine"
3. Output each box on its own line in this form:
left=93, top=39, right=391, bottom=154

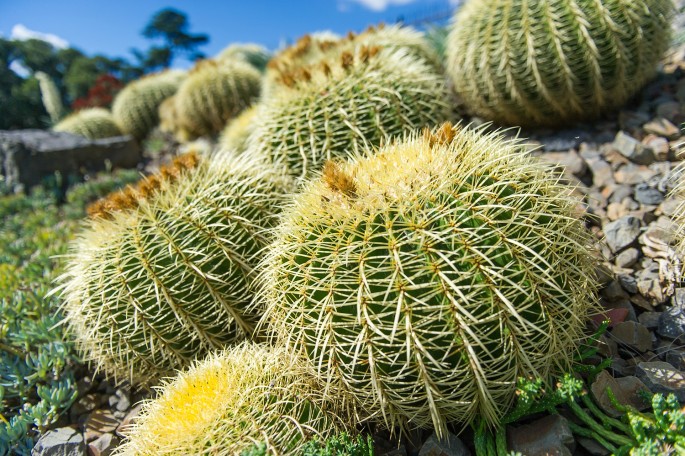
left=112, top=70, right=185, bottom=140
left=261, top=123, right=601, bottom=435
left=53, top=107, right=122, bottom=139
left=446, top=0, right=674, bottom=127
left=56, top=152, right=292, bottom=385
left=175, top=60, right=262, bottom=139
left=113, top=343, right=350, bottom=456
left=250, top=46, right=450, bottom=181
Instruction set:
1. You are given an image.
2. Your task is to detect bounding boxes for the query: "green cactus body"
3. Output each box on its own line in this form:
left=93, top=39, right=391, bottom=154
left=175, top=60, right=262, bottom=139
left=261, top=123, right=601, bottom=435
left=53, top=107, right=122, bottom=139
left=351, top=24, right=442, bottom=71
left=250, top=46, right=450, bottom=181
left=446, top=0, right=674, bottom=127
left=56, top=152, right=292, bottom=384
left=215, top=43, right=272, bottom=72
left=112, top=70, right=185, bottom=140
left=219, top=104, right=259, bottom=153
left=113, top=343, right=350, bottom=456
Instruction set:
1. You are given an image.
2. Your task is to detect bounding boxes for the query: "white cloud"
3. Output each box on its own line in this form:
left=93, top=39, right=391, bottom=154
left=343, top=0, right=418, bottom=12
left=11, top=24, right=69, bottom=49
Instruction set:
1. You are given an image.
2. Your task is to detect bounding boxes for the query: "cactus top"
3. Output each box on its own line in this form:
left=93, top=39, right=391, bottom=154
left=447, top=0, right=674, bottom=127
left=262, top=123, right=601, bottom=433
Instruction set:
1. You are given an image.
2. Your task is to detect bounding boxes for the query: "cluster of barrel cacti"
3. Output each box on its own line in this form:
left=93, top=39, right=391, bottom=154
left=51, top=0, right=679, bottom=454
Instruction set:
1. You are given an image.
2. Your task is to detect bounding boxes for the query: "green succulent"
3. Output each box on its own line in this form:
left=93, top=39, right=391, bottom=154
left=261, top=123, right=601, bottom=436
left=446, top=0, right=674, bottom=127
left=55, top=152, right=292, bottom=385
left=113, top=343, right=351, bottom=456
left=175, top=59, right=261, bottom=139
left=249, top=45, right=450, bottom=181
left=53, top=108, right=122, bottom=139
left=112, top=70, right=185, bottom=140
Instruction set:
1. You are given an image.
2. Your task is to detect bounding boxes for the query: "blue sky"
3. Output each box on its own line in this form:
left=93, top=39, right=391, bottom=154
left=0, top=0, right=459, bottom=68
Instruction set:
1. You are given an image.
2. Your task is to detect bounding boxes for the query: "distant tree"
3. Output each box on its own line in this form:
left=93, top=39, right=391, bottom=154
left=138, top=8, right=208, bottom=70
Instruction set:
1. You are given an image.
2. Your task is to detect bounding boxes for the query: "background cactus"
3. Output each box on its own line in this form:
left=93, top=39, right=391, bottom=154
left=215, top=43, right=271, bottom=72
left=56, top=152, right=292, bottom=384
left=112, top=70, right=185, bottom=140
left=261, top=123, right=601, bottom=435
left=249, top=46, right=450, bottom=181
left=175, top=59, right=261, bottom=139
left=446, top=0, right=674, bottom=127
left=53, top=107, right=122, bottom=139
left=219, top=104, right=258, bottom=153
left=113, top=343, right=351, bottom=456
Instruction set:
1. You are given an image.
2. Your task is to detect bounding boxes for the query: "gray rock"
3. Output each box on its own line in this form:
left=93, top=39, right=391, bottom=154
left=611, top=321, right=653, bottom=352
left=657, top=291, right=685, bottom=341
left=109, top=388, right=131, bottom=412
left=636, top=263, right=669, bottom=305
left=0, top=130, right=140, bottom=193
left=32, top=427, right=86, bottom=456
left=655, top=101, right=682, bottom=122
left=418, top=431, right=470, bottom=456
left=87, top=433, right=119, bottom=456
left=617, top=274, right=638, bottom=294
left=83, top=409, right=119, bottom=443
left=615, top=248, right=639, bottom=268
left=539, top=150, right=587, bottom=176
left=636, top=361, right=685, bottom=402
left=587, top=158, right=615, bottom=188
left=665, top=349, right=685, bottom=371
left=603, top=216, right=642, bottom=253
left=642, top=135, right=670, bottom=161
left=638, top=312, right=662, bottom=329
left=634, top=184, right=665, bottom=205
left=608, top=184, right=634, bottom=204
left=591, top=370, right=651, bottom=417
left=614, top=164, right=658, bottom=185
left=507, top=414, right=575, bottom=456
left=612, top=131, right=655, bottom=165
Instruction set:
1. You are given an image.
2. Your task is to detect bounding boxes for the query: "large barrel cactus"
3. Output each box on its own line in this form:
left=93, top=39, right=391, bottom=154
left=446, top=0, right=674, bottom=127
left=56, top=152, right=292, bottom=384
left=113, top=343, right=351, bottom=456
left=218, top=104, right=258, bottom=153
left=175, top=59, right=262, bottom=139
left=261, top=123, right=601, bottom=435
left=112, top=70, right=185, bottom=140
left=249, top=46, right=450, bottom=181
left=53, top=107, right=122, bottom=139
left=215, top=43, right=271, bottom=72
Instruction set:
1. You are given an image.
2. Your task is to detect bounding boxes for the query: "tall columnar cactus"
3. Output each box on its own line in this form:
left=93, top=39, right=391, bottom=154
left=113, top=343, right=351, bottom=456
left=35, top=71, right=64, bottom=124
left=249, top=46, right=450, bottom=181
left=53, top=107, right=123, bottom=139
left=112, top=70, right=185, bottom=140
left=55, top=152, right=292, bottom=385
left=219, top=104, right=258, bottom=153
left=261, top=123, right=601, bottom=436
left=446, top=0, right=674, bottom=127
left=215, top=43, right=271, bottom=72
left=175, top=59, right=262, bottom=139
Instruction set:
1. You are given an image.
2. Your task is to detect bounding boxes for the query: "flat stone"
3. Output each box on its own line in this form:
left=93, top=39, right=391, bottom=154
left=611, top=321, right=652, bottom=352
left=617, top=274, right=638, bottom=294
left=32, top=426, right=86, bottom=456
left=590, top=370, right=651, bottom=417
left=83, top=409, right=119, bottom=443
left=614, top=164, right=658, bottom=185
left=507, top=414, right=574, bottom=456
left=418, top=431, right=470, bottom=456
left=643, top=117, right=681, bottom=140
left=638, top=312, right=662, bottom=329
left=540, top=150, right=587, bottom=176
left=665, top=349, right=685, bottom=371
left=615, top=248, right=639, bottom=268
left=636, top=264, right=669, bottom=305
left=612, top=131, right=655, bottom=165
left=634, top=184, right=665, bottom=205
left=642, top=135, right=670, bottom=161
left=587, top=158, right=615, bottom=188
left=87, top=433, right=119, bottom=456
left=603, top=216, right=642, bottom=253
left=635, top=361, right=685, bottom=402
left=657, top=290, right=685, bottom=341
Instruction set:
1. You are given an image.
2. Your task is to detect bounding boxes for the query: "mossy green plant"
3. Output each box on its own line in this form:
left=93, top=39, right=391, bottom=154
left=55, top=152, right=292, bottom=385
left=249, top=46, right=450, bottom=181
left=113, top=343, right=351, bottom=456
left=53, top=108, right=122, bottom=139
left=175, top=59, right=261, bottom=139
left=446, top=0, right=674, bottom=127
left=261, top=123, right=601, bottom=436
left=112, top=70, right=185, bottom=140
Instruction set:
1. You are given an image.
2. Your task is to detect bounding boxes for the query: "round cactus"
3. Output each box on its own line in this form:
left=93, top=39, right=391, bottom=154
left=174, top=59, right=262, bottom=139
left=53, top=108, right=122, bottom=139
left=56, top=151, right=292, bottom=385
left=112, top=70, right=185, bottom=140
left=446, top=0, right=674, bottom=127
left=218, top=104, right=258, bottom=153
left=261, top=123, right=601, bottom=435
left=215, top=43, right=271, bottom=72
left=112, top=343, right=350, bottom=456
left=249, top=46, right=450, bottom=181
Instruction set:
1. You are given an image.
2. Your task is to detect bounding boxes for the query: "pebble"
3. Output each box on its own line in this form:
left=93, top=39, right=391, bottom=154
left=643, top=117, right=682, bottom=140
left=633, top=184, right=665, bottom=205
left=610, top=321, right=653, bottom=352
left=635, top=361, right=685, bottom=402
left=32, top=427, right=86, bottom=456
left=83, top=409, right=119, bottom=443
left=603, top=216, right=642, bottom=253
left=418, top=431, right=470, bottom=456
left=590, top=370, right=650, bottom=417
left=612, top=131, right=655, bottom=165
left=657, top=291, right=685, bottom=341
left=507, top=414, right=575, bottom=456
left=615, top=248, right=639, bottom=268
